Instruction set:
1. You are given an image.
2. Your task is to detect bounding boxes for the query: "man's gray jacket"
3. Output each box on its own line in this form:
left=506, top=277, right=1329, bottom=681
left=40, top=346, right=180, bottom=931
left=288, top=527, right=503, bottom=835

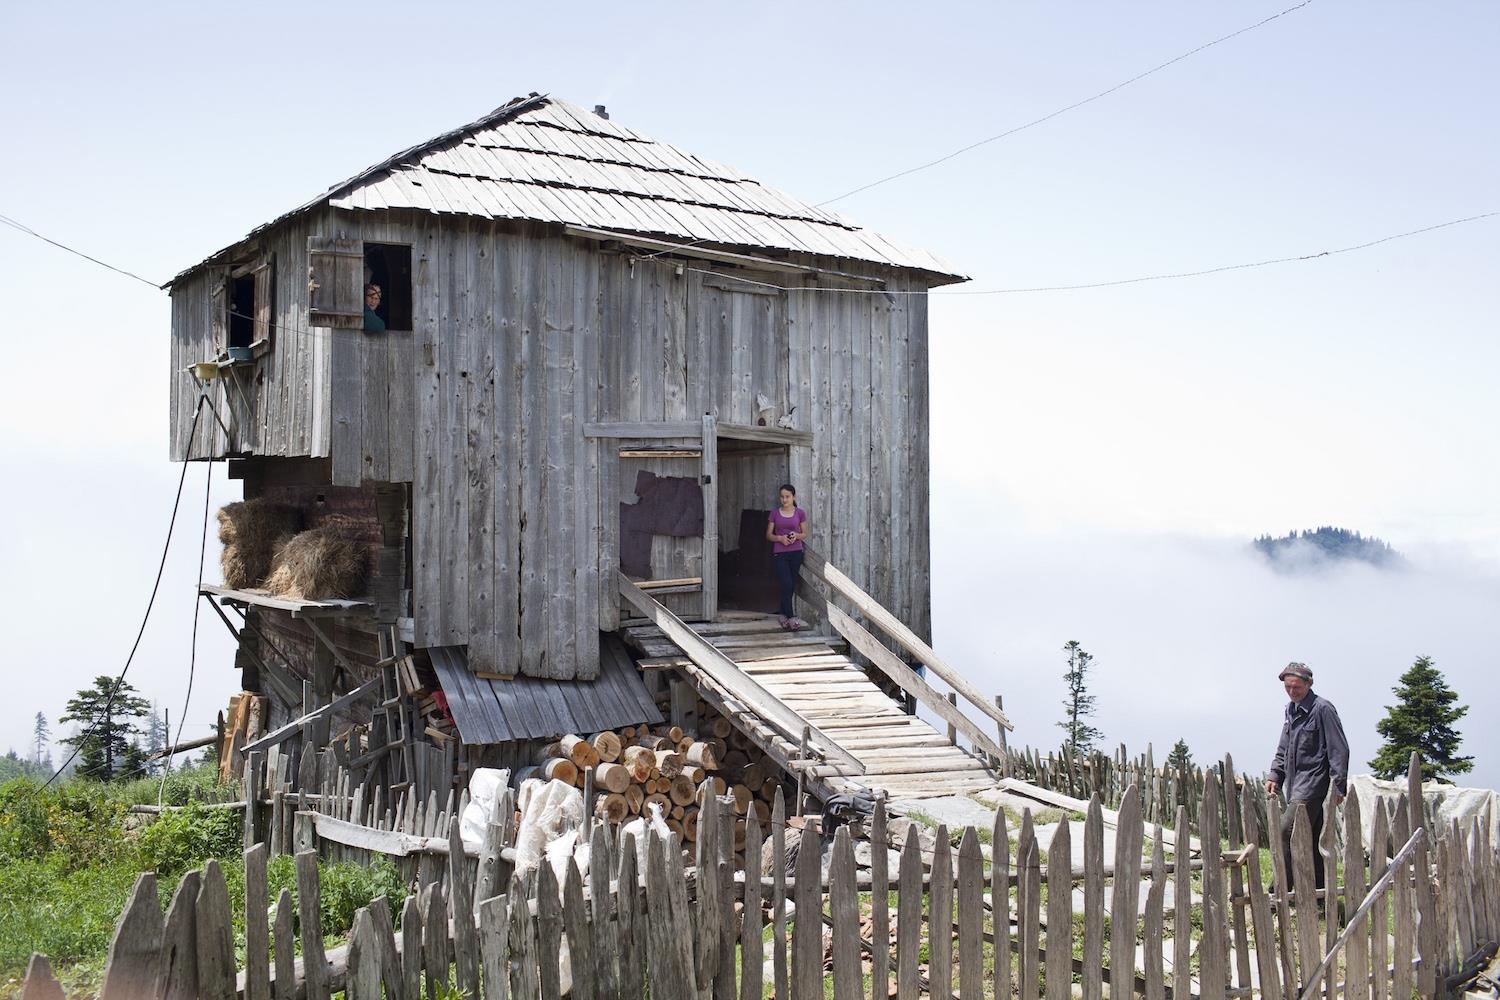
left=1269, top=690, right=1350, bottom=802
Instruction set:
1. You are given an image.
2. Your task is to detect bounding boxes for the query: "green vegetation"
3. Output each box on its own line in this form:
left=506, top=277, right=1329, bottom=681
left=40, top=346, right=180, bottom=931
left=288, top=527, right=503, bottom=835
left=0, top=772, right=409, bottom=997
left=58, top=676, right=152, bottom=782
left=1253, top=526, right=1400, bottom=568
left=1369, top=654, right=1473, bottom=782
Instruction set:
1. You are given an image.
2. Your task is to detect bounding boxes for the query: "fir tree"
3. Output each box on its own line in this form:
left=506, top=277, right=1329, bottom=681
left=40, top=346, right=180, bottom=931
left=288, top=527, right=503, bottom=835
left=58, top=676, right=152, bottom=781
left=1165, top=738, right=1194, bottom=774
left=32, top=712, right=49, bottom=765
left=1369, top=655, right=1472, bottom=782
left=1057, top=640, right=1102, bottom=756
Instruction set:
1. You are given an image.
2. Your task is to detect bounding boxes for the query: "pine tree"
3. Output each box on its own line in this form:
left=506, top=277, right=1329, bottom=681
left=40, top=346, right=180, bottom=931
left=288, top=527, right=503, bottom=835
left=1057, top=640, right=1102, bottom=756
left=1165, top=738, right=1193, bottom=774
left=58, top=676, right=152, bottom=781
left=32, top=712, right=49, bottom=765
left=1369, top=656, right=1472, bottom=782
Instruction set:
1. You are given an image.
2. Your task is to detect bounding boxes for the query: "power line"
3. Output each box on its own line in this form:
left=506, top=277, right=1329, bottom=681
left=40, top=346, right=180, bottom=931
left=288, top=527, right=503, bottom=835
left=160, top=451, right=215, bottom=806
left=818, top=1, right=1315, bottom=207
left=0, top=212, right=162, bottom=288
left=638, top=1, right=1316, bottom=263
left=42, top=396, right=208, bottom=789
left=938, top=210, right=1500, bottom=295
left=669, top=210, right=1498, bottom=297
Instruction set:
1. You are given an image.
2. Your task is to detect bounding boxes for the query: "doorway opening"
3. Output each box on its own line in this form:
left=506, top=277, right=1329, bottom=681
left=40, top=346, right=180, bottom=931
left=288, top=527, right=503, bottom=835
left=715, top=439, right=791, bottom=615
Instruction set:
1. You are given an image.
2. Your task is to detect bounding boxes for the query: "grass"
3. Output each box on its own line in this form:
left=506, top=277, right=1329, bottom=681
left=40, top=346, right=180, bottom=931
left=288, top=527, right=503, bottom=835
left=0, top=774, right=410, bottom=999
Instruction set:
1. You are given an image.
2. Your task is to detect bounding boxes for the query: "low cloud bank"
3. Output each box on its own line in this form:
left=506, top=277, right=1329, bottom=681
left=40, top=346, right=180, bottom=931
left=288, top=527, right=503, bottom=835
left=932, top=516, right=1500, bottom=789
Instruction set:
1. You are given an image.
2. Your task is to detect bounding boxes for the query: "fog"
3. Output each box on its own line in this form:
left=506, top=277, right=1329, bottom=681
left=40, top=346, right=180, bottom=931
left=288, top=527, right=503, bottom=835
left=931, top=490, right=1500, bottom=788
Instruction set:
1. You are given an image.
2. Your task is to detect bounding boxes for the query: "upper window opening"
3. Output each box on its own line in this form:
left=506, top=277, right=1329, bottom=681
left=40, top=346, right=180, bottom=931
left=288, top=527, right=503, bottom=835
left=228, top=272, right=256, bottom=349
left=364, top=243, right=413, bottom=331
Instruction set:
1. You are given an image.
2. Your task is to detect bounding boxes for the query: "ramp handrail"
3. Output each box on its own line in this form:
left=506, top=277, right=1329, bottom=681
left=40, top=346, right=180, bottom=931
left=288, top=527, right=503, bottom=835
left=617, top=571, right=865, bottom=775
left=799, top=546, right=1013, bottom=738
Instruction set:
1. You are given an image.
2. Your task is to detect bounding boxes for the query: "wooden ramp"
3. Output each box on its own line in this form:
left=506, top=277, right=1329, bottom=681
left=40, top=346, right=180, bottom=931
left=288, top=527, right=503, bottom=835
left=622, top=613, right=997, bottom=801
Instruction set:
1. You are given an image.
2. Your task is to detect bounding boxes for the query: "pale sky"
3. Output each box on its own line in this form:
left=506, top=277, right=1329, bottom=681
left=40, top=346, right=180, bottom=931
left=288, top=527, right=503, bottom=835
left=1, top=3, right=1495, bottom=782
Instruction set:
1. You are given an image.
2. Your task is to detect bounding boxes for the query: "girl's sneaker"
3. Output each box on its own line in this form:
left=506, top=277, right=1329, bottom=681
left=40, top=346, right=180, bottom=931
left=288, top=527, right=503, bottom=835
left=786, top=617, right=808, bottom=631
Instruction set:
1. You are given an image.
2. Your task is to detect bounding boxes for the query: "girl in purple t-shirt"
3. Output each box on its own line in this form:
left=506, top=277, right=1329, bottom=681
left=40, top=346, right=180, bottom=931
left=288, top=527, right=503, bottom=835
left=765, top=484, right=809, bottom=630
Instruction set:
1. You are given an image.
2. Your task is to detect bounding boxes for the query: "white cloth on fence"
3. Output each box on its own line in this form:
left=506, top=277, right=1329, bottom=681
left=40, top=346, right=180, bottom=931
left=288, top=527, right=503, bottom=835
left=617, top=801, right=671, bottom=878
left=1348, top=773, right=1500, bottom=846
left=460, top=767, right=511, bottom=848
left=514, top=778, right=585, bottom=876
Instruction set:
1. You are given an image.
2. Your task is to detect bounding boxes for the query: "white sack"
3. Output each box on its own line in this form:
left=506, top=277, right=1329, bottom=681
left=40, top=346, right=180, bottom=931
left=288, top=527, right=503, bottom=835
left=513, top=778, right=584, bottom=876
left=460, top=767, right=510, bottom=848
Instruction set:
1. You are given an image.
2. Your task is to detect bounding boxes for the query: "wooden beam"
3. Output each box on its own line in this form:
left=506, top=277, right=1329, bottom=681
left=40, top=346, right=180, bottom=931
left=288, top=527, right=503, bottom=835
left=562, top=225, right=819, bottom=274
left=616, top=572, right=863, bottom=774
left=584, top=421, right=701, bottom=440
left=302, top=617, right=363, bottom=685
left=638, top=577, right=704, bottom=591
left=701, top=412, right=718, bottom=621
left=200, top=599, right=302, bottom=708
left=801, top=546, right=1013, bottom=732
left=238, top=678, right=382, bottom=756
left=715, top=423, right=814, bottom=448
left=147, top=733, right=220, bottom=760
left=796, top=579, right=1005, bottom=761
left=199, top=583, right=370, bottom=619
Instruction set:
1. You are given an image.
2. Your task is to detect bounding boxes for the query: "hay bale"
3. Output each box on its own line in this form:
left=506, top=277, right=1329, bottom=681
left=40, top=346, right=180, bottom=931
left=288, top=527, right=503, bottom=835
left=217, top=500, right=300, bottom=589
left=265, top=527, right=366, bottom=600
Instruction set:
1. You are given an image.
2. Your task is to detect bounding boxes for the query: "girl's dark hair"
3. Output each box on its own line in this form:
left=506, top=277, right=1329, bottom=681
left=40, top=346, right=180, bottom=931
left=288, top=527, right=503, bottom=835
left=778, top=484, right=796, bottom=497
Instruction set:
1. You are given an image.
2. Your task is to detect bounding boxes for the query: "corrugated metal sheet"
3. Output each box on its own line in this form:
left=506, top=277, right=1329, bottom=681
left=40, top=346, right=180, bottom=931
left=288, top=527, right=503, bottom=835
left=430, top=634, right=663, bottom=744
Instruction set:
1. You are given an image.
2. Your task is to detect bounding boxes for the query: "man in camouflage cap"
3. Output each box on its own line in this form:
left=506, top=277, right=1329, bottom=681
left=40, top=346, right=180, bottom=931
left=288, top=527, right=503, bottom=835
left=1265, top=661, right=1349, bottom=889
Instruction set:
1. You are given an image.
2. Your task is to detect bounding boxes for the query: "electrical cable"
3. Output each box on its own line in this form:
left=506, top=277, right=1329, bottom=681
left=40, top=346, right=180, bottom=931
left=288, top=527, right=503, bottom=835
left=636, top=0, right=1316, bottom=263
left=0, top=212, right=162, bottom=289
left=669, top=210, right=1499, bottom=297
left=159, top=449, right=215, bottom=807
left=817, top=1, right=1315, bottom=208
left=41, top=395, right=207, bottom=789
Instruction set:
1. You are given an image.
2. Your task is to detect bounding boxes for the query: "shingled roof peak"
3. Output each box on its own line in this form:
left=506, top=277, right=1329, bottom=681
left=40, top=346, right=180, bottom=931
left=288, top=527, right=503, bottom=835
left=171, top=93, right=963, bottom=285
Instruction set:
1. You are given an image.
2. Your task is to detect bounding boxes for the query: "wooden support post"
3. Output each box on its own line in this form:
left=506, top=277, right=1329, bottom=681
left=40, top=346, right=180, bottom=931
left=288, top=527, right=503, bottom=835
left=945, top=691, right=958, bottom=745
left=669, top=680, right=697, bottom=733
left=795, top=726, right=809, bottom=816
left=995, top=694, right=1009, bottom=761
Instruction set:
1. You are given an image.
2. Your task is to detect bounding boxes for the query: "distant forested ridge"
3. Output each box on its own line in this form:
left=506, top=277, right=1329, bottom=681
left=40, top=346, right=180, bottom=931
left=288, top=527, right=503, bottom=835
left=1253, top=527, right=1401, bottom=568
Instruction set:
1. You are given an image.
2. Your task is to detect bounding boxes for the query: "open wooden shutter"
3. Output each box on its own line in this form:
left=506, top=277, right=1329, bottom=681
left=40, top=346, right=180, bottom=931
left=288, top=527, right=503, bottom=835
left=209, top=269, right=228, bottom=351
left=252, top=255, right=275, bottom=344
left=307, top=237, right=364, bottom=328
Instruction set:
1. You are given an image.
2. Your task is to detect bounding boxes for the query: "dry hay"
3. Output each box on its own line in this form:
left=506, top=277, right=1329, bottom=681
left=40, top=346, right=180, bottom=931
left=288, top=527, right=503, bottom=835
left=217, top=499, right=301, bottom=589
left=265, top=527, right=366, bottom=600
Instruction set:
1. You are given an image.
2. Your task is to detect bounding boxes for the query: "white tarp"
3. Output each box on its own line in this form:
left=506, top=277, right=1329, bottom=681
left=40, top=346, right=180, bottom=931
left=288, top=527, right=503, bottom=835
left=1348, top=773, right=1499, bottom=847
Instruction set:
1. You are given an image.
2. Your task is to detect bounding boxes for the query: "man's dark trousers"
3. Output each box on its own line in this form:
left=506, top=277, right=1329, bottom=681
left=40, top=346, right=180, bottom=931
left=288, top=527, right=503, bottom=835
left=1279, top=787, right=1327, bottom=891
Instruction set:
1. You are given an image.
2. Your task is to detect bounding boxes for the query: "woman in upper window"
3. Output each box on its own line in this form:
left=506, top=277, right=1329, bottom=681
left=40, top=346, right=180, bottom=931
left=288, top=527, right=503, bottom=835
left=363, top=283, right=386, bottom=332
left=766, top=484, right=809, bottom=631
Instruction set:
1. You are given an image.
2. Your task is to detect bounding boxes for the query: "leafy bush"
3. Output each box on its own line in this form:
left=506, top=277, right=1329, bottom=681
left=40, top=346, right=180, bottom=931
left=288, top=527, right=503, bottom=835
left=109, top=760, right=231, bottom=807
left=136, top=802, right=243, bottom=878
left=0, top=779, right=127, bottom=869
left=264, top=855, right=409, bottom=937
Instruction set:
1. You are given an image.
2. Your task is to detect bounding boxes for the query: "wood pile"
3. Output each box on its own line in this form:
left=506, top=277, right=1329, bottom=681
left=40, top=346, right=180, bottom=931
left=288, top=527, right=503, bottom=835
left=534, top=705, right=793, bottom=852
left=217, top=692, right=268, bottom=783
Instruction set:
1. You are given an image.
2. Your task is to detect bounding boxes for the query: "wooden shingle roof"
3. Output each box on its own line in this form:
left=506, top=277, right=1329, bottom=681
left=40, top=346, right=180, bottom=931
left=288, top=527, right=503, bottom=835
left=171, top=93, right=963, bottom=285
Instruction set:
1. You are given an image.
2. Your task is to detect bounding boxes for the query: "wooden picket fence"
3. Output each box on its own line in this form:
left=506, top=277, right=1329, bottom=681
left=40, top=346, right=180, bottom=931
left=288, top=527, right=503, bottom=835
left=1001, top=744, right=1273, bottom=842
left=20, top=752, right=1497, bottom=999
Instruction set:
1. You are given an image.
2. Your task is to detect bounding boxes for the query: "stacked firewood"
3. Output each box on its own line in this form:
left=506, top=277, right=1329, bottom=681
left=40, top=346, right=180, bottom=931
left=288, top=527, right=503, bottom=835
left=536, top=706, right=792, bottom=848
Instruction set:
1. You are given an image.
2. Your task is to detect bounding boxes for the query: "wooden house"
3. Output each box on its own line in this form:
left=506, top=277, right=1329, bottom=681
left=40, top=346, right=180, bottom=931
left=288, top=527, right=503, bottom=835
left=169, top=94, right=996, bottom=793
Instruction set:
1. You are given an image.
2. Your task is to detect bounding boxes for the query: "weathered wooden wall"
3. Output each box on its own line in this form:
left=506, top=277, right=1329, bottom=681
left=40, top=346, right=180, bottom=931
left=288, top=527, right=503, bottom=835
left=169, top=214, right=330, bottom=461
left=174, top=209, right=934, bottom=681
